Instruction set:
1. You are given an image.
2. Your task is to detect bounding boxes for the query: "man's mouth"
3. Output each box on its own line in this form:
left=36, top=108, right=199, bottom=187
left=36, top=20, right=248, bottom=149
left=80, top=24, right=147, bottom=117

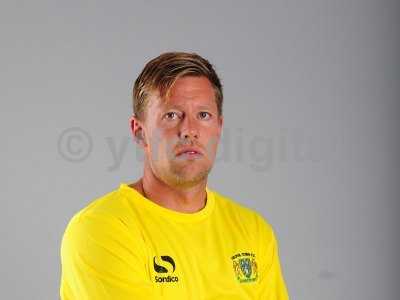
left=175, top=147, right=203, bottom=159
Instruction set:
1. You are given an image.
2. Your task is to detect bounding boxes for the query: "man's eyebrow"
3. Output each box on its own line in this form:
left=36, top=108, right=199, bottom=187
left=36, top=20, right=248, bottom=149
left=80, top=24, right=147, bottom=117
left=163, top=104, right=213, bottom=110
left=197, top=105, right=213, bottom=110
left=162, top=104, right=183, bottom=110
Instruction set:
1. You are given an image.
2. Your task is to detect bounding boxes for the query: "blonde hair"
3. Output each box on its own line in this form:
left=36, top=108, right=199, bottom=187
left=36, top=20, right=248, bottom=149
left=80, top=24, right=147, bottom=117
left=133, top=52, right=223, bottom=120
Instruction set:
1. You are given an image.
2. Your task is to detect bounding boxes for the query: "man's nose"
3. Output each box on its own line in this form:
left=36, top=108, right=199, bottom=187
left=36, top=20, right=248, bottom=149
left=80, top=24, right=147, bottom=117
left=179, top=115, right=199, bottom=140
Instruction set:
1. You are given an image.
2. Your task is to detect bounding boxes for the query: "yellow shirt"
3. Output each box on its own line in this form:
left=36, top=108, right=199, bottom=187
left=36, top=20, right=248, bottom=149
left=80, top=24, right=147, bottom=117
left=60, top=183, right=290, bottom=300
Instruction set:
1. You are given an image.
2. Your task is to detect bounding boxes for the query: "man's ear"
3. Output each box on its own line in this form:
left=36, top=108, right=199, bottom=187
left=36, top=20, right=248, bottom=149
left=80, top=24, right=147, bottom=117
left=129, top=115, right=147, bottom=147
left=218, top=114, right=224, bottom=135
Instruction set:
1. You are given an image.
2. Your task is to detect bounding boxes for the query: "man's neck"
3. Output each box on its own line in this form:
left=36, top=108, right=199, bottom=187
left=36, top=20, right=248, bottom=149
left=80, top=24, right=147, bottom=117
left=129, top=176, right=208, bottom=214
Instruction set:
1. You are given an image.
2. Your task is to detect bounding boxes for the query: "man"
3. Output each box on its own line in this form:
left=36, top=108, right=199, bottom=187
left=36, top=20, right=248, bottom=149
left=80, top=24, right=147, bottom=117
left=60, top=52, right=290, bottom=299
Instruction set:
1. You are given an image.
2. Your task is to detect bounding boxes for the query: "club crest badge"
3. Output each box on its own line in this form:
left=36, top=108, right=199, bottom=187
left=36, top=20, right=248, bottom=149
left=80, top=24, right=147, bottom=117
left=231, top=252, right=258, bottom=283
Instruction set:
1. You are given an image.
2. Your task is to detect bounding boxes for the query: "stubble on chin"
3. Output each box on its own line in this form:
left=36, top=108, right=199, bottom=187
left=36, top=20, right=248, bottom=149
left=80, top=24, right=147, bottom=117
left=159, top=158, right=212, bottom=188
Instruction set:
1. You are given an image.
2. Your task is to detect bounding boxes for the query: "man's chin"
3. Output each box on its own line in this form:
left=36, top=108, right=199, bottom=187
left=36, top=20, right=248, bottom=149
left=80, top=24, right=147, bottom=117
left=168, top=167, right=211, bottom=187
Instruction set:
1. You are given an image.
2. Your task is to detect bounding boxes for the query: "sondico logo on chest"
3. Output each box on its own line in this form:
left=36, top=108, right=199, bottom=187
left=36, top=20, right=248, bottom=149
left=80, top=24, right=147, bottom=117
left=153, top=256, right=179, bottom=283
left=231, top=252, right=258, bottom=283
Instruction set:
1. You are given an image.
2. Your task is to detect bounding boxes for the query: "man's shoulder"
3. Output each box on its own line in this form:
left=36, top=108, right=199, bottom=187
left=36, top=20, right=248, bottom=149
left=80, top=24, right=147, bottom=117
left=211, top=189, right=272, bottom=229
left=60, top=186, right=147, bottom=265
left=63, top=186, right=132, bottom=236
left=72, top=188, right=122, bottom=219
left=212, top=189, right=257, bottom=214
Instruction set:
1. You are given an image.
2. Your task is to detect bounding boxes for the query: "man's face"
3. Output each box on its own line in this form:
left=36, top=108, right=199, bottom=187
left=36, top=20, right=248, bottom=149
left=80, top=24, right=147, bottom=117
left=132, top=76, right=223, bottom=188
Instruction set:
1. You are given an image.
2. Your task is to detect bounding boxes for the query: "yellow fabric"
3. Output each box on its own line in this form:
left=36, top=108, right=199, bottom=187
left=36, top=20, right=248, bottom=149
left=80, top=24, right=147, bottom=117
left=60, top=183, right=290, bottom=300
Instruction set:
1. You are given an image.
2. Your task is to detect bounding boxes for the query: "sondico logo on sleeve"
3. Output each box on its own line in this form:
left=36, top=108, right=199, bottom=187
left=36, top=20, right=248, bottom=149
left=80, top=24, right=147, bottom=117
left=153, top=255, right=179, bottom=283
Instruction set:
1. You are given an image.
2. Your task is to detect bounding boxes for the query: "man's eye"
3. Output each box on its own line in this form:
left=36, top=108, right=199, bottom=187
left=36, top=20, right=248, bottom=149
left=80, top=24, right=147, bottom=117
left=164, top=112, right=179, bottom=120
left=199, top=112, right=211, bottom=120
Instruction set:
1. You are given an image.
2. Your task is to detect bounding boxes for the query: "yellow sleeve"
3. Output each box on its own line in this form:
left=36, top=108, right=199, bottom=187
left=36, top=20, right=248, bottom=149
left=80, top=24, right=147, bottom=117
left=59, top=212, right=161, bottom=300
left=257, top=217, right=290, bottom=300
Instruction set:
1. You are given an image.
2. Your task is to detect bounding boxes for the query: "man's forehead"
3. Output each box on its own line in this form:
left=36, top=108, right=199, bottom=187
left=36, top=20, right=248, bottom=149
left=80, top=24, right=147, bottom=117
left=145, top=78, right=217, bottom=112
left=150, top=90, right=216, bottom=110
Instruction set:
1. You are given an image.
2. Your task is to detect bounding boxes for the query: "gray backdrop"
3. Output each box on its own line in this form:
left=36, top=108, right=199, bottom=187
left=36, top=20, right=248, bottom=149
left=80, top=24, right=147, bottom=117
left=1, top=0, right=399, bottom=299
